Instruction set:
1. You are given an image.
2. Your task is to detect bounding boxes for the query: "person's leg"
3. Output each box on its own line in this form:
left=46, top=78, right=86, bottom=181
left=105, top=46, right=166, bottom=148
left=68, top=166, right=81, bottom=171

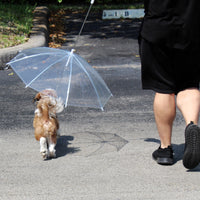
left=139, top=39, right=176, bottom=164
left=177, top=88, right=200, bottom=169
left=153, top=93, right=176, bottom=148
left=152, top=93, right=175, bottom=165
left=177, top=88, right=200, bottom=125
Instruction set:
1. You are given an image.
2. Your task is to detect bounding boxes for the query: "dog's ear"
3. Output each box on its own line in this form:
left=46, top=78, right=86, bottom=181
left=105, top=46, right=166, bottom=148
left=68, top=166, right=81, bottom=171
left=33, top=93, right=41, bottom=103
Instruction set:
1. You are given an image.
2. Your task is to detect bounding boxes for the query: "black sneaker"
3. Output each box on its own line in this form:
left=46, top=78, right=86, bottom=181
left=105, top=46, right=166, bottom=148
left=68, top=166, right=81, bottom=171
left=183, top=121, right=200, bottom=169
left=152, top=146, right=174, bottom=165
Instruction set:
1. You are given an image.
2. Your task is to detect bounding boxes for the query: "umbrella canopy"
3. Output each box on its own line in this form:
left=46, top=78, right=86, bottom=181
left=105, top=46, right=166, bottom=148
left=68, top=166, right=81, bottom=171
left=7, top=47, right=112, bottom=111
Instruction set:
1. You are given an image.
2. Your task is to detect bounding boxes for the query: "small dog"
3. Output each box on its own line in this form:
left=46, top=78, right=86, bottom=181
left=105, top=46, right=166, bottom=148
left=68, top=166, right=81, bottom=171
left=33, top=89, right=64, bottom=160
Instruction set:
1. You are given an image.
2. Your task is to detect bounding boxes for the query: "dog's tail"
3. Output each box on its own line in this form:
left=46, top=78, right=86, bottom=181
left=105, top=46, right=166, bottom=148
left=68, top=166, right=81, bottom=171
left=37, top=99, right=50, bottom=122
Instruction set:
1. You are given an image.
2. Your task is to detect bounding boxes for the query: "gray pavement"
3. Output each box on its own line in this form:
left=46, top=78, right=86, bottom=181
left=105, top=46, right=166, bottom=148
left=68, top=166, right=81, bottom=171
left=0, top=9, right=200, bottom=200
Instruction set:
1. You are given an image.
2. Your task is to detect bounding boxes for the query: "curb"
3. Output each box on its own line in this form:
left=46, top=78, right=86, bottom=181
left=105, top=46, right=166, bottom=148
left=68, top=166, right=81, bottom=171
left=0, top=6, right=49, bottom=69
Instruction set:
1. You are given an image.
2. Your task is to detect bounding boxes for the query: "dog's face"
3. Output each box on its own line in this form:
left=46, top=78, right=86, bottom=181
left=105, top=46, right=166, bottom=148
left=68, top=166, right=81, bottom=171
left=33, top=89, right=57, bottom=103
left=34, top=89, right=64, bottom=114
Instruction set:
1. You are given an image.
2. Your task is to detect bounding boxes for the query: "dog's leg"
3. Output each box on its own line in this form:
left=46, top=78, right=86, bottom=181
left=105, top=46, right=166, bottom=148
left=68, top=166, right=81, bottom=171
left=40, top=137, right=48, bottom=160
left=49, top=143, right=56, bottom=158
left=48, top=134, right=57, bottom=158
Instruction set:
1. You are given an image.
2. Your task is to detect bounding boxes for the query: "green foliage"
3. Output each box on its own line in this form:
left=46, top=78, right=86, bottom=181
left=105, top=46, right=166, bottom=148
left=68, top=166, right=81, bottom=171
left=0, top=2, right=35, bottom=48
left=0, top=3, right=34, bottom=33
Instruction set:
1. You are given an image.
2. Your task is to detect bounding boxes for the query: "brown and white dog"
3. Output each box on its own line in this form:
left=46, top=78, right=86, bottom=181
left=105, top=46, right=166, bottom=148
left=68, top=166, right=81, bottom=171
left=33, top=89, right=64, bottom=160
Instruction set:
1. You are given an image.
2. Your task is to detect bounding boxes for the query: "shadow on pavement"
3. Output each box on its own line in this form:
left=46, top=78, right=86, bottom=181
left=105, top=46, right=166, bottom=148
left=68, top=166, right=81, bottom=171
left=56, top=135, right=80, bottom=158
left=145, top=137, right=200, bottom=171
left=63, top=10, right=142, bottom=40
left=55, top=132, right=128, bottom=158
left=144, top=138, right=185, bottom=164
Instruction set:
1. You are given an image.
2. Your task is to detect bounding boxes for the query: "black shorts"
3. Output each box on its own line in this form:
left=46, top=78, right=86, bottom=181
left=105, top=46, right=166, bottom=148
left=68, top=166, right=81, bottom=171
left=139, top=39, right=200, bottom=94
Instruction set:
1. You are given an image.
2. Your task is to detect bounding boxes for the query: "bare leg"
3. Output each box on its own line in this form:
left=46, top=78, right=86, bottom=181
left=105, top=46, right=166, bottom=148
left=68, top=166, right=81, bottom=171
left=177, top=88, right=200, bottom=169
left=177, top=88, right=200, bottom=125
left=153, top=93, right=176, bottom=148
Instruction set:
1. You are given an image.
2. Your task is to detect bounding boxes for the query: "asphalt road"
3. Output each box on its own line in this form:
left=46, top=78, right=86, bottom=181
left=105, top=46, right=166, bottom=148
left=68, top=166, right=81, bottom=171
left=0, top=10, right=200, bottom=200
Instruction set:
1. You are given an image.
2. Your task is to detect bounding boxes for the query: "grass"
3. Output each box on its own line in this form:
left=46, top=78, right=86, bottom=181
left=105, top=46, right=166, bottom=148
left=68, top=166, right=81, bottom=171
left=0, top=3, right=35, bottom=48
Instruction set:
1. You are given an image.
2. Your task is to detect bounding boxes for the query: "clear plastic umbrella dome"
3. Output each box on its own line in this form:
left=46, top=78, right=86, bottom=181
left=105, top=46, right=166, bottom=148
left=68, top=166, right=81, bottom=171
left=7, top=47, right=112, bottom=111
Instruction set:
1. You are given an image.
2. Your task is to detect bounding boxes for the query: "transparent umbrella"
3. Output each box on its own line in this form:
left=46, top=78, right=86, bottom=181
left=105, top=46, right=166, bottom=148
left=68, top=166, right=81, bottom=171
left=7, top=47, right=112, bottom=111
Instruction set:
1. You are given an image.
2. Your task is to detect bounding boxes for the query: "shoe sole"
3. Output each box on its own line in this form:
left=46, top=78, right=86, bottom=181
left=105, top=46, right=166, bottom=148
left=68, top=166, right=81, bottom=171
left=183, top=124, right=200, bottom=169
left=157, top=157, right=173, bottom=165
left=153, top=156, right=173, bottom=165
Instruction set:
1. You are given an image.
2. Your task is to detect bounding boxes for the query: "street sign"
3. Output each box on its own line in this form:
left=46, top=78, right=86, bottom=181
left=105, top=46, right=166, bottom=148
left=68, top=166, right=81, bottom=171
left=102, top=9, right=144, bottom=19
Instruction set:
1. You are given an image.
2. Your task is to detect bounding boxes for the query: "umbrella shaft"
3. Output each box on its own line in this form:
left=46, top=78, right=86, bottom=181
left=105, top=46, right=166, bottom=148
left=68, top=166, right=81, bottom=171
left=74, top=3, right=93, bottom=48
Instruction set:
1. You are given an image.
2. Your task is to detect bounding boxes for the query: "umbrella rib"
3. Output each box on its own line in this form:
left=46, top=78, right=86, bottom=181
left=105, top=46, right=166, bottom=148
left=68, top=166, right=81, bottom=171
left=64, top=49, right=75, bottom=107
left=74, top=56, right=104, bottom=111
left=65, top=55, right=73, bottom=107
left=8, top=52, right=65, bottom=64
left=25, top=55, right=68, bottom=88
